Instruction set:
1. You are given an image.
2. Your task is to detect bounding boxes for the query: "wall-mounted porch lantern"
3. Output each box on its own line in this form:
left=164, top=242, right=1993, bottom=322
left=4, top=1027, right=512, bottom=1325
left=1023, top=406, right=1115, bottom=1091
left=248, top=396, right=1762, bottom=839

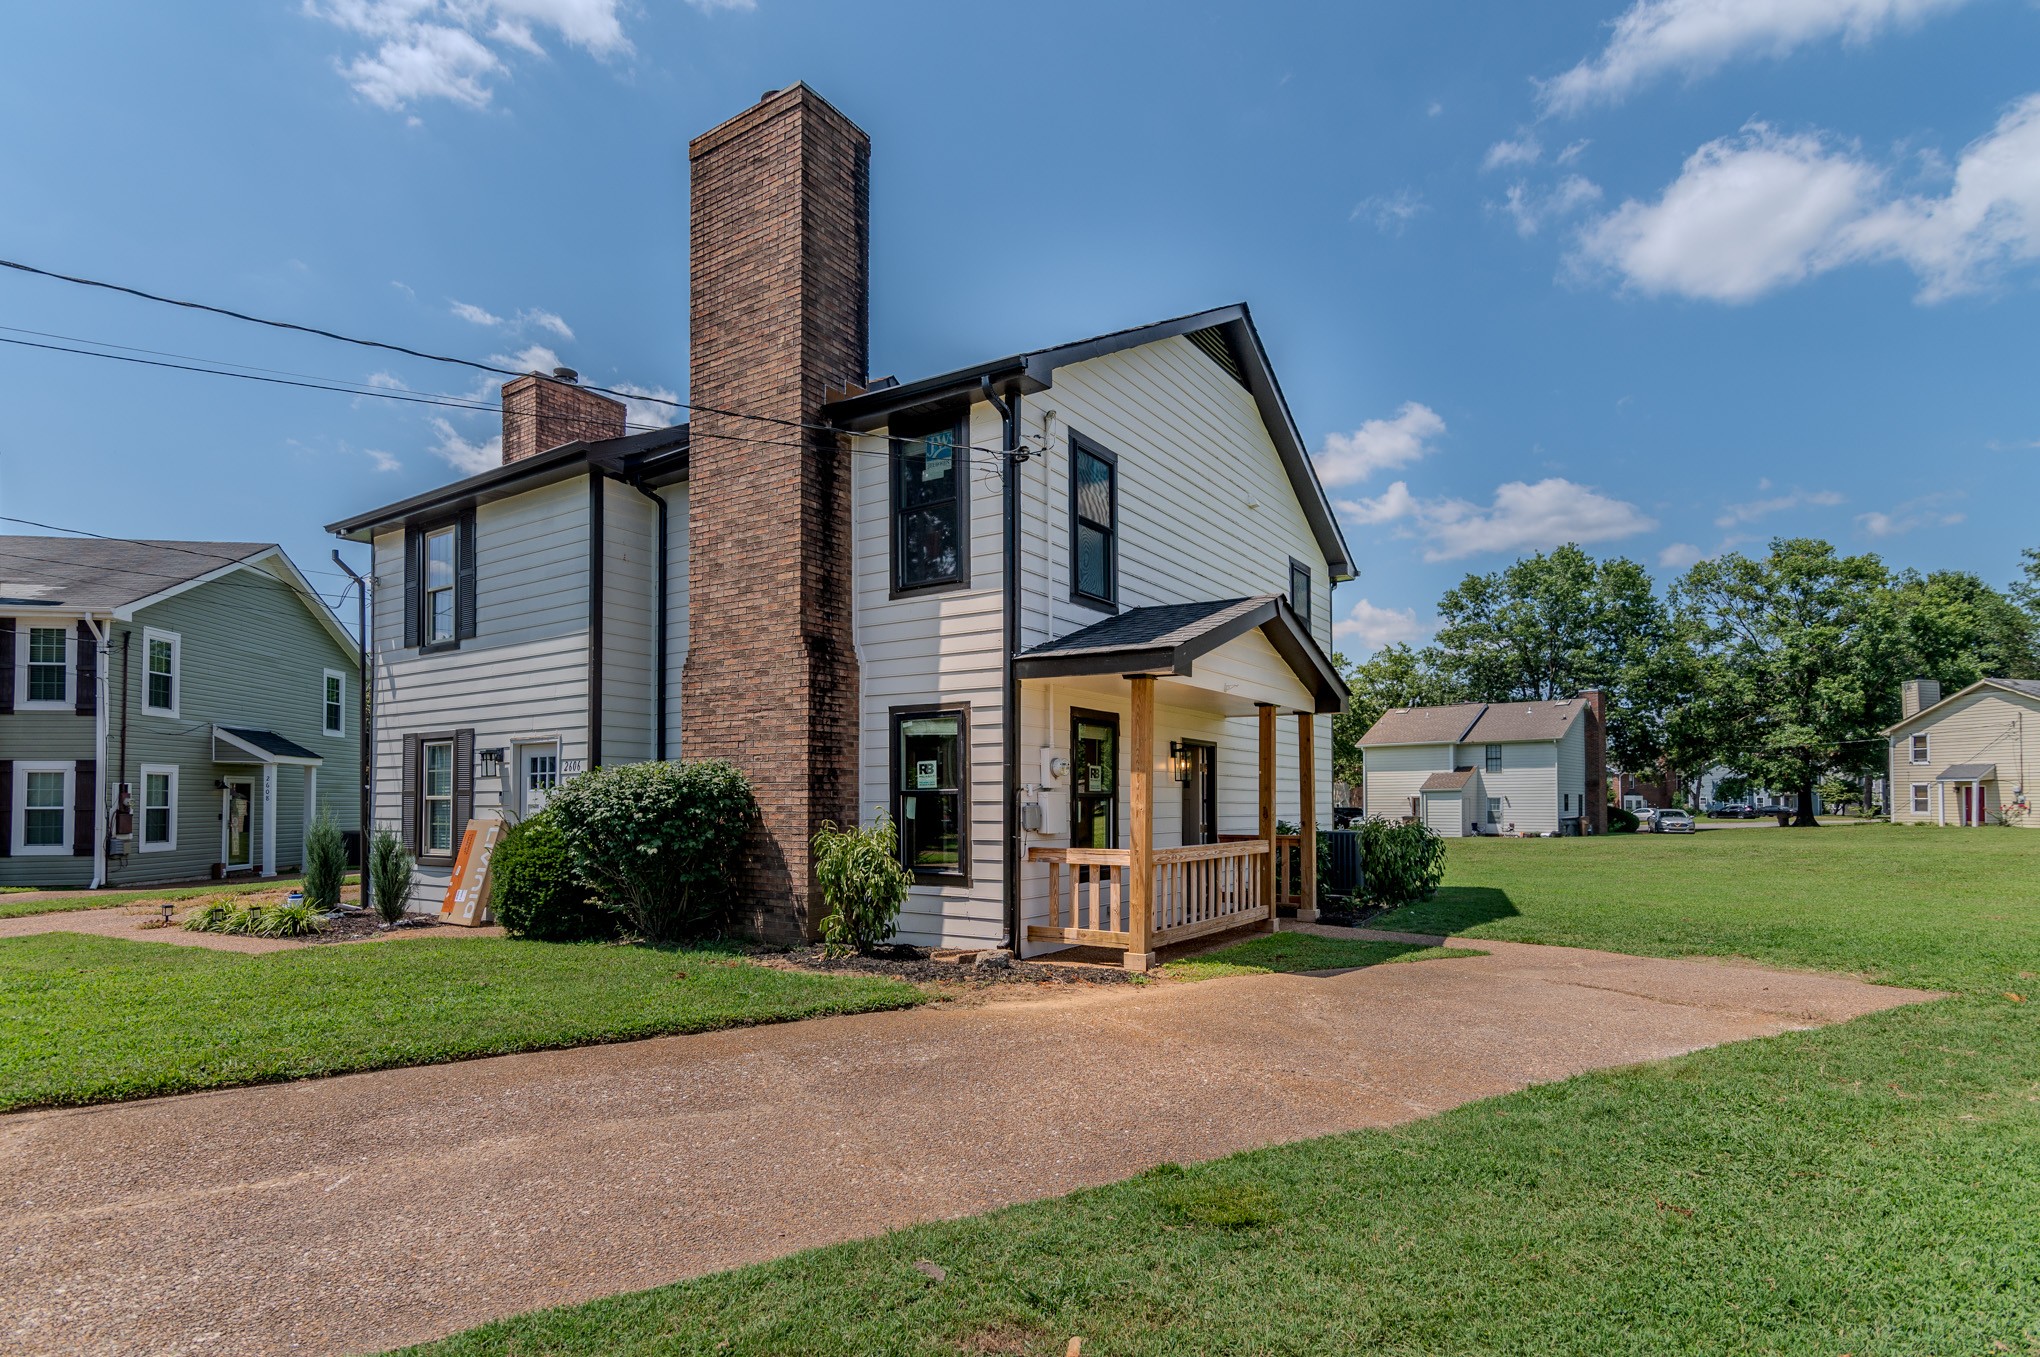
left=477, top=748, right=506, bottom=779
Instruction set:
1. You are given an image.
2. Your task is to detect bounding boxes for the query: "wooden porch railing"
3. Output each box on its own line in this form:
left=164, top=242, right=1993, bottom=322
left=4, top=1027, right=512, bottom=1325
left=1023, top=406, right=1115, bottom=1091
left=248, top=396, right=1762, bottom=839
left=1028, top=840, right=1274, bottom=952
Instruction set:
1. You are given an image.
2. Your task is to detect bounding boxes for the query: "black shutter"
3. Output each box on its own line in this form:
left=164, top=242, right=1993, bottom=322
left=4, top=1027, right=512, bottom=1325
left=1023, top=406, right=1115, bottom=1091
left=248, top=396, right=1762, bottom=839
left=73, top=758, right=95, bottom=857
left=453, top=727, right=474, bottom=843
left=454, top=510, right=477, bottom=640
left=0, top=618, right=13, bottom=714
left=74, top=622, right=97, bottom=717
left=403, top=528, right=422, bottom=650
left=401, top=732, right=420, bottom=853
left=0, top=760, right=11, bottom=856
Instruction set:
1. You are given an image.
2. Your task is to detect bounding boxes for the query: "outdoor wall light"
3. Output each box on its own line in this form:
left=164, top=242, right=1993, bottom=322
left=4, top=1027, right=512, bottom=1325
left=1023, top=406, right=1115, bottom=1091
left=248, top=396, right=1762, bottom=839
left=1167, top=741, right=1193, bottom=785
left=477, top=748, right=506, bottom=778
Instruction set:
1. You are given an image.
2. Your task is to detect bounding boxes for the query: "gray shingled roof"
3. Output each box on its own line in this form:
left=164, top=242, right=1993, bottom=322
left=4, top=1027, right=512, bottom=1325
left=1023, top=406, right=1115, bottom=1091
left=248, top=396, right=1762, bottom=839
left=1936, top=762, right=1997, bottom=782
left=1360, top=697, right=1588, bottom=747
left=1992, top=679, right=2040, bottom=700
left=0, top=536, right=271, bottom=610
left=1019, top=597, right=1268, bottom=659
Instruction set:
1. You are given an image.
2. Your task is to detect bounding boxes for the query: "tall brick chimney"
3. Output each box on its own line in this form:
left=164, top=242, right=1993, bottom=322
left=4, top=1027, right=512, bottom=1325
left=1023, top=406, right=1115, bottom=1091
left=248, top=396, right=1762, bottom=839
left=682, top=84, right=868, bottom=942
left=1580, top=688, right=1608, bottom=834
left=501, top=369, right=626, bottom=464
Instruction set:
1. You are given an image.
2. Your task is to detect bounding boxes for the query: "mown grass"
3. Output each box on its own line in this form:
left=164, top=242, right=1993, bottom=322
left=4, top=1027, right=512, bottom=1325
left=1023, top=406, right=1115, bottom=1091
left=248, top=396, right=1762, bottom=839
left=1164, top=931, right=1481, bottom=981
left=0, top=935, right=925, bottom=1111
left=396, top=825, right=2040, bottom=1357
left=0, top=874, right=355, bottom=920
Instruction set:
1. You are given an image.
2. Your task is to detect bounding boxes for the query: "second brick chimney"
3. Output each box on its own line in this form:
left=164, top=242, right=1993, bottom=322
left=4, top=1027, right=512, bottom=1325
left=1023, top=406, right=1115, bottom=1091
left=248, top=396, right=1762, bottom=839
left=1580, top=688, right=1609, bottom=835
left=501, top=369, right=626, bottom=464
left=681, top=84, right=869, bottom=942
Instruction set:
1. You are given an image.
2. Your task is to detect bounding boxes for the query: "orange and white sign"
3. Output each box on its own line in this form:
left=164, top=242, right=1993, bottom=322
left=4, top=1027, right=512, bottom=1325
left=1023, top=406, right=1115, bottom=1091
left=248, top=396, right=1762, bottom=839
left=440, top=815, right=505, bottom=926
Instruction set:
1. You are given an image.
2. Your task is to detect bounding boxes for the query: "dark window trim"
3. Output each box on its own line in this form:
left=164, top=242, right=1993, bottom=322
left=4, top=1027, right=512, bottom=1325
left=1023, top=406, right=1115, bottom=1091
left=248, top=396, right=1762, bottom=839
left=1287, top=557, right=1313, bottom=632
left=889, top=702, right=972, bottom=886
left=412, top=728, right=466, bottom=866
left=1484, top=744, right=1502, bottom=773
left=1067, top=430, right=1119, bottom=615
left=888, top=411, right=971, bottom=599
left=1068, top=704, right=1121, bottom=848
left=409, top=511, right=475, bottom=655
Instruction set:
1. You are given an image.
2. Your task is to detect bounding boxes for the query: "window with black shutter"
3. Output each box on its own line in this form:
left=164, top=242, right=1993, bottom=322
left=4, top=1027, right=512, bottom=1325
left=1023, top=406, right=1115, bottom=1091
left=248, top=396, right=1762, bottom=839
left=406, top=513, right=476, bottom=652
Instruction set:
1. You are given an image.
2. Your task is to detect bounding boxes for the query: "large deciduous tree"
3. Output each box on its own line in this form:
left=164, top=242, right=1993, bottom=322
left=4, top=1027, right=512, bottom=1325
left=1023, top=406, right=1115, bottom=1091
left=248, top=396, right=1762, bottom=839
left=1887, top=567, right=2038, bottom=693
left=1672, top=538, right=1893, bottom=827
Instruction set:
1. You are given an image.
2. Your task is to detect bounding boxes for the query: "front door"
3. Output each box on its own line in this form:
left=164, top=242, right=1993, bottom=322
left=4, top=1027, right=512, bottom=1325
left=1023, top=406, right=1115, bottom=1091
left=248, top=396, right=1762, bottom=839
left=517, top=742, right=561, bottom=818
left=222, top=779, right=253, bottom=870
left=1070, top=709, right=1119, bottom=851
left=1179, top=739, right=1217, bottom=844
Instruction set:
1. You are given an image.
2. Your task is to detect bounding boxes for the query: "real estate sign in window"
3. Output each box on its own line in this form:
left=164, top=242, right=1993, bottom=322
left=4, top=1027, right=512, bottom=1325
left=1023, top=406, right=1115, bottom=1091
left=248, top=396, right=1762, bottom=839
left=892, top=420, right=965, bottom=592
left=895, top=711, right=965, bottom=879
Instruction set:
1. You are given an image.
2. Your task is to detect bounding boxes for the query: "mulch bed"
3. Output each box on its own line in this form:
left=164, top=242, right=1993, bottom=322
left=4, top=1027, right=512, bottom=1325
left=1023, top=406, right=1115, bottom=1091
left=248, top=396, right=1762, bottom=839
left=765, top=943, right=1135, bottom=987
left=299, top=911, right=444, bottom=945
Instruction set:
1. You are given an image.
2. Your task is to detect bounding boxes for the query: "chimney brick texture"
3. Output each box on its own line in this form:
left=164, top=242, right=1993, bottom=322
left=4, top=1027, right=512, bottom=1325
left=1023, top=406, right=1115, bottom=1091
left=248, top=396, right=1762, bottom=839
left=1580, top=688, right=1609, bottom=835
left=501, top=374, right=627, bottom=465
left=682, top=85, right=869, bottom=943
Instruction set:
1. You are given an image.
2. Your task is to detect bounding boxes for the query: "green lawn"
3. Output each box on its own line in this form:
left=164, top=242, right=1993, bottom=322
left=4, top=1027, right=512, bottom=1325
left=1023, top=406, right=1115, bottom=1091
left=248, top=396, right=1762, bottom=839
left=0, top=875, right=352, bottom=920
left=0, top=935, right=924, bottom=1111
left=398, top=825, right=2040, bottom=1357
left=1164, top=931, right=1481, bottom=981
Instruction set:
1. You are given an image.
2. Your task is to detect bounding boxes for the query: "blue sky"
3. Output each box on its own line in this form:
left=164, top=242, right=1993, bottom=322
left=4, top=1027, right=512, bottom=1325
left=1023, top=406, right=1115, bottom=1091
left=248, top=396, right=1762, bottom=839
left=0, top=0, right=2034, bottom=647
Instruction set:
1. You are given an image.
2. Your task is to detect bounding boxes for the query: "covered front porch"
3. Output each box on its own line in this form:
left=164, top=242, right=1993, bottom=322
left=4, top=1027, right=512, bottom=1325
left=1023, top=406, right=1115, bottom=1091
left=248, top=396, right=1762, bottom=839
left=1014, top=595, right=1345, bottom=972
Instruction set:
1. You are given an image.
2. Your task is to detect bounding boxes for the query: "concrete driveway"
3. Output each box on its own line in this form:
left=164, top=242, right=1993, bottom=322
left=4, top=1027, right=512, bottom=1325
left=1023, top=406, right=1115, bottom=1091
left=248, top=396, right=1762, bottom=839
left=0, top=929, right=1934, bottom=1356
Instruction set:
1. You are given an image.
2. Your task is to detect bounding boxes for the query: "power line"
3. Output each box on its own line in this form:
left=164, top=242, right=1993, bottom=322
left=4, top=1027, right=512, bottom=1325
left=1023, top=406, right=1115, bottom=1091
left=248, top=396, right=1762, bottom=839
left=0, top=255, right=1030, bottom=453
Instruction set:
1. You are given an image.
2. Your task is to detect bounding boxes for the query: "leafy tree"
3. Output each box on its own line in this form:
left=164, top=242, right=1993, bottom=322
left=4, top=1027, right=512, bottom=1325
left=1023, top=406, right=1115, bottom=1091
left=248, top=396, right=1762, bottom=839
left=1333, top=644, right=1453, bottom=790
left=1672, top=539, right=1893, bottom=827
left=1887, top=568, right=2038, bottom=691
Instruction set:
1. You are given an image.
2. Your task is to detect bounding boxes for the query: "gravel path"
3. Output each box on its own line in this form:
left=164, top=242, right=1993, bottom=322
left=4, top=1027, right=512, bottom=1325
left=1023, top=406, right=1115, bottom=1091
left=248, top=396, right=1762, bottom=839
left=0, top=928, right=1936, bottom=1356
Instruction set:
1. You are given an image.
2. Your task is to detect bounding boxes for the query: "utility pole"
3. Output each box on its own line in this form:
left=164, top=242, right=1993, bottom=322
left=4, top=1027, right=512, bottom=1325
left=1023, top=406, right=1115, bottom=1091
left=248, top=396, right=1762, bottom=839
left=333, top=551, right=372, bottom=917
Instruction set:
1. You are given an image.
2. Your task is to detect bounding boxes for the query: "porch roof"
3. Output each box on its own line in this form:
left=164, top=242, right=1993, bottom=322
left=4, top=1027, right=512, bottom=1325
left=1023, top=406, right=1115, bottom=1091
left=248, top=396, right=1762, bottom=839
left=213, top=726, right=323, bottom=766
left=1015, top=594, right=1346, bottom=715
left=1936, top=762, right=1996, bottom=782
left=1421, top=770, right=1476, bottom=792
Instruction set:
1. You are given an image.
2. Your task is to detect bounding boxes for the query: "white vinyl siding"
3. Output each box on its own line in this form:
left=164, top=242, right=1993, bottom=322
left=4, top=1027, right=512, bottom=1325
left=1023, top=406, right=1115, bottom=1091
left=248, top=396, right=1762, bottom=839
left=601, top=478, right=658, bottom=766
left=1360, top=743, right=1456, bottom=824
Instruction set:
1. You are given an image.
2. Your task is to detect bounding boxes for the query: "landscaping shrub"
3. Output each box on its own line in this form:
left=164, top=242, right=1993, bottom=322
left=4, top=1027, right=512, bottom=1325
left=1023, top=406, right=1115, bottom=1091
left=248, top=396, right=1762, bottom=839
left=489, top=813, right=610, bottom=941
left=812, top=811, right=912, bottom=954
left=183, top=897, right=322, bottom=938
left=546, top=760, right=754, bottom=946
left=182, top=897, right=238, bottom=933
left=1358, top=816, right=1445, bottom=906
left=1608, top=805, right=1640, bottom=833
left=302, top=810, right=347, bottom=912
left=368, top=829, right=416, bottom=925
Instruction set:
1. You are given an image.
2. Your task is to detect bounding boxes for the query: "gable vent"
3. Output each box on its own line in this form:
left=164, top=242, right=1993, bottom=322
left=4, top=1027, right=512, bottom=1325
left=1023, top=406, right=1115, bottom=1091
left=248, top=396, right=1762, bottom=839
left=1186, top=326, right=1247, bottom=387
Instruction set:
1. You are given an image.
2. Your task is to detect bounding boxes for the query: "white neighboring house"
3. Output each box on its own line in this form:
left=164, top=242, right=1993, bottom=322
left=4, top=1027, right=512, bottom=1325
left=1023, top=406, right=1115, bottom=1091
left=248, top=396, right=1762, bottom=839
left=1358, top=695, right=1607, bottom=838
left=1885, top=677, right=2040, bottom=827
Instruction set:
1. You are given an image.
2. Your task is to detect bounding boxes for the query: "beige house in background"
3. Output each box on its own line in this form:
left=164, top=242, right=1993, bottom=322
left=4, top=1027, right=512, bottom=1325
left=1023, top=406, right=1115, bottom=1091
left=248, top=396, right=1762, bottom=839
left=1885, top=677, right=2039, bottom=827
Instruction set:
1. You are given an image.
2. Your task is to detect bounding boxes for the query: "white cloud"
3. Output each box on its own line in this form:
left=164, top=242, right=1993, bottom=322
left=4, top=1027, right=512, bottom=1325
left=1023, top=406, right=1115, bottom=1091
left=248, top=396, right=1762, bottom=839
left=1856, top=492, right=1964, bottom=536
left=1483, top=134, right=1542, bottom=171
left=1334, top=479, right=1422, bottom=525
left=366, top=448, right=403, bottom=473
left=1503, top=174, right=1604, bottom=237
left=610, top=381, right=683, bottom=432
left=490, top=344, right=564, bottom=374
left=309, top=0, right=633, bottom=113
left=450, top=300, right=503, bottom=326
left=1657, top=541, right=1704, bottom=569
left=1575, top=97, right=2040, bottom=303
left=1315, top=402, right=1446, bottom=487
left=1715, top=486, right=1845, bottom=526
left=1351, top=189, right=1428, bottom=235
left=1540, top=0, right=1973, bottom=114
left=427, top=417, right=500, bottom=474
left=1334, top=475, right=1656, bottom=562
left=365, top=371, right=409, bottom=390
left=686, top=0, right=755, bottom=9
left=1555, top=139, right=1592, bottom=166
left=517, top=308, right=576, bottom=340
left=1334, top=597, right=1437, bottom=654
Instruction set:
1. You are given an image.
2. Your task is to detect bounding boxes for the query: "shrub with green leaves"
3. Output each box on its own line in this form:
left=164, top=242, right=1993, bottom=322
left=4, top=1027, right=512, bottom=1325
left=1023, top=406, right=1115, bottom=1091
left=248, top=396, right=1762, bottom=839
left=250, top=900, right=323, bottom=938
left=302, top=810, right=347, bottom=912
left=1358, top=816, right=1446, bottom=906
left=489, top=813, right=609, bottom=941
left=546, top=760, right=754, bottom=946
left=1608, top=804, right=1641, bottom=834
left=182, top=897, right=239, bottom=933
left=369, top=829, right=416, bottom=925
left=812, top=811, right=912, bottom=954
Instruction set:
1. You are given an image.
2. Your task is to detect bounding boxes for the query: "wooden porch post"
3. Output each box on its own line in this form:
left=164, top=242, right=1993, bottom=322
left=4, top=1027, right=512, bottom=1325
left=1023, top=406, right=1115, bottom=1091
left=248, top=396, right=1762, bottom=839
left=1258, top=703, right=1277, bottom=929
left=1126, top=675, right=1157, bottom=972
left=1297, top=711, right=1318, bottom=923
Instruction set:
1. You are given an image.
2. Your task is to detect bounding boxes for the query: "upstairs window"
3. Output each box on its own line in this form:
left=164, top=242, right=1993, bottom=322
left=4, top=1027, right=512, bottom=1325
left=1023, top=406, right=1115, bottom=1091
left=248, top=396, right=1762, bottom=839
left=1909, top=733, right=1929, bottom=764
left=26, top=626, right=67, bottom=704
left=1289, top=559, right=1312, bottom=630
left=425, top=527, right=456, bottom=644
left=323, top=669, right=346, bottom=737
left=894, top=708, right=968, bottom=881
left=1069, top=434, right=1118, bottom=610
left=892, top=416, right=967, bottom=593
left=143, top=628, right=180, bottom=717
left=1485, top=744, right=1503, bottom=773
left=405, top=512, right=475, bottom=651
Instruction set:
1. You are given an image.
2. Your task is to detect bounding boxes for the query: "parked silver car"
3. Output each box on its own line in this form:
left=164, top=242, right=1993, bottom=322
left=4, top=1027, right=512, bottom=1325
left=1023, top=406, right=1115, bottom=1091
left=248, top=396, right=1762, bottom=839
left=1653, top=808, right=1695, bottom=833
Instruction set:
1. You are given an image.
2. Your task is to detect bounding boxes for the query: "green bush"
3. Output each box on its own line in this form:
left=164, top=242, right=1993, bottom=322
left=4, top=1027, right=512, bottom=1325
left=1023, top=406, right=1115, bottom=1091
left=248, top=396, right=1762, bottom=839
left=250, top=900, right=323, bottom=938
left=182, top=897, right=238, bottom=933
left=302, top=810, right=347, bottom=912
left=1608, top=805, right=1640, bottom=833
left=812, top=811, right=912, bottom=954
left=546, top=760, right=754, bottom=946
left=1359, top=816, right=1446, bottom=906
left=368, top=829, right=417, bottom=925
left=490, top=813, right=609, bottom=941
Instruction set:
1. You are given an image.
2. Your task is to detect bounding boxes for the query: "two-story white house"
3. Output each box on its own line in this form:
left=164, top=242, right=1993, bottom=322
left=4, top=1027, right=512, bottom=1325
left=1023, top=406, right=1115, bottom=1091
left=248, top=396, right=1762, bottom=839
left=1358, top=695, right=1607, bottom=837
left=329, top=84, right=1351, bottom=970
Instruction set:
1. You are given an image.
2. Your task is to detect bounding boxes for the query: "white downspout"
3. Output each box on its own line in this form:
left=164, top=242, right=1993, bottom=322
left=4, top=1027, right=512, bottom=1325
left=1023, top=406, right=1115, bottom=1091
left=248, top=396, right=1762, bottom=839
left=87, top=615, right=109, bottom=889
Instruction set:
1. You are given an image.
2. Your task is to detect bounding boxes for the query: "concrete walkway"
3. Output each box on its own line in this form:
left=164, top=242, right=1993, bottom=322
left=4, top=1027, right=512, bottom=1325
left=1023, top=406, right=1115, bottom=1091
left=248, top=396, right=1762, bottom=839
left=0, top=932, right=1934, bottom=1356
